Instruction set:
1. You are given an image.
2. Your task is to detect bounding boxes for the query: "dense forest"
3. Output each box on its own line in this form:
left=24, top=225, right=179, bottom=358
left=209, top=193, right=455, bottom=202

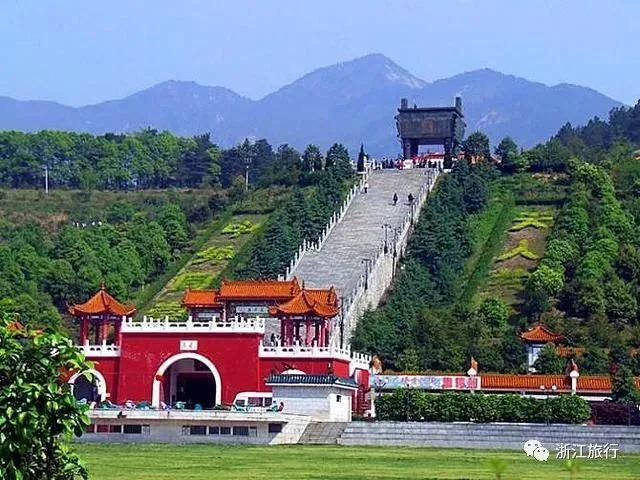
left=355, top=100, right=640, bottom=379
left=0, top=130, right=354, bottom=328
left=0, top=129, right=352, bottom=190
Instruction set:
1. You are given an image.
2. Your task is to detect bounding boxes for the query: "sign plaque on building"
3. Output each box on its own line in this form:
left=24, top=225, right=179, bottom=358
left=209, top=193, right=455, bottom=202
left=180, top=340, right=198, bottom=351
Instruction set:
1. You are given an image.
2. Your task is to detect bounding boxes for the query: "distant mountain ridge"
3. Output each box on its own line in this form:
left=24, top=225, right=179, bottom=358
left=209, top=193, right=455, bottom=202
left=0, top=53, right=624, bottom=154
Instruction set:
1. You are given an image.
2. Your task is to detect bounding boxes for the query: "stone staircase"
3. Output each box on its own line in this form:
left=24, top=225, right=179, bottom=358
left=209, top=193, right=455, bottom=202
left=293, top=168, right=431, bottom=295
left=298, top=422, right=348, bottom=444
left=337, top=422, right=640, bottom=452
left=291, top=168, right=438, bottom=337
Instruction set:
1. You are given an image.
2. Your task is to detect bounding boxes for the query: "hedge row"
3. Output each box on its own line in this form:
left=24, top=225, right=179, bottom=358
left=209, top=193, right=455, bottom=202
left=376, top=391, right=591, bottom=424
left=590, top=401, right=640, bottom=426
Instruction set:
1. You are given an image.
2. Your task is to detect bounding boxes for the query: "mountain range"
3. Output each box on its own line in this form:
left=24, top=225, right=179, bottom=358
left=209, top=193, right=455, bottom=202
left=0, top=54, right=624, bottom=155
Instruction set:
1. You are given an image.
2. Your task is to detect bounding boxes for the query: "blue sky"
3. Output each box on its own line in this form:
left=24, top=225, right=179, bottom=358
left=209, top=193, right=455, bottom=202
left=1, top=0, right=638, bottom=106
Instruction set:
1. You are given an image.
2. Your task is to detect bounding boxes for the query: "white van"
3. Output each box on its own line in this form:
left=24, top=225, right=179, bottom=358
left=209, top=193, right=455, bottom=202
left=232, top=392, right=273, bottom=411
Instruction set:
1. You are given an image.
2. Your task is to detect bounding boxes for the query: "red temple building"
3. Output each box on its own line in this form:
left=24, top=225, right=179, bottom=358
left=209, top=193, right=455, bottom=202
left=69, top=280, right=370, bottom=413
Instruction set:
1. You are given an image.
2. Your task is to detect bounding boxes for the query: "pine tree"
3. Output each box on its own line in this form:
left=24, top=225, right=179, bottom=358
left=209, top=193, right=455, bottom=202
left=357, top=144, right=366, bottom=172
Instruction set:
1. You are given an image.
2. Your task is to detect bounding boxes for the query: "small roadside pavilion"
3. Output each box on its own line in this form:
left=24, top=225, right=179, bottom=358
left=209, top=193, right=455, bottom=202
left=69, top=283, right=136, bottom=346
left=268, top=288, right=339, bottom=347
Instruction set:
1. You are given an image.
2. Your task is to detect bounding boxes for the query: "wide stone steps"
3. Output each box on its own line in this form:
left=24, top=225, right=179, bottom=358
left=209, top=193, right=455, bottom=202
left=293, top=168, right=432, bottom=296
left=298, top=422, right=348, bottom=444
left=337, top=422, right=640, bottom=452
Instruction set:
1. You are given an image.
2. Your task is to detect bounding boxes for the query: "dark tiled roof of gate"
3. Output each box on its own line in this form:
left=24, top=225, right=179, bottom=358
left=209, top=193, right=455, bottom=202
left=266, top=374, right=358, bottom=388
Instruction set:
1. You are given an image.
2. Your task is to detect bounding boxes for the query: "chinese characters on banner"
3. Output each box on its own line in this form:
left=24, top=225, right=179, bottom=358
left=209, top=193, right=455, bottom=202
left=371, top=375, right=479, bottom=390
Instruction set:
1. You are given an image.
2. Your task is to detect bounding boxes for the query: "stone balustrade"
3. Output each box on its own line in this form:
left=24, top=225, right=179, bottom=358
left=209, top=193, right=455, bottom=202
left=121, top=315, right=266, bottom=334
left=339, top=168, right=440, bottom=337
left=78, top=343, right=121, bottom=357
left=285, top=168, right=371, bottom=280
left=259, top=343, right=371, bottom=367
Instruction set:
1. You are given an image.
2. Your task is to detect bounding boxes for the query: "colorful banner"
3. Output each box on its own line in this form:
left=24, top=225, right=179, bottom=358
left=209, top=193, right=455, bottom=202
left=371, top=375, right=479, bottom=391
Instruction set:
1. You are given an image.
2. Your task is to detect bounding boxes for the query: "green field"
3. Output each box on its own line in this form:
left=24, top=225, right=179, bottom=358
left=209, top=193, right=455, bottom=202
left=76, top=444, right=640, bottom=480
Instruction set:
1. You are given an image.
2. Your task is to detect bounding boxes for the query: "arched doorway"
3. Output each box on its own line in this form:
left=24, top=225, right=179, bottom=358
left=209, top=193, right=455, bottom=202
left=152, top=353, right=221, bottom=408
left=70, top=370, right=106, bottom=402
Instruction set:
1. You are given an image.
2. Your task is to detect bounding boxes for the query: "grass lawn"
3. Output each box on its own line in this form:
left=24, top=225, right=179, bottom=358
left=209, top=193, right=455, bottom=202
left=76, top=444, right=640, bottom=480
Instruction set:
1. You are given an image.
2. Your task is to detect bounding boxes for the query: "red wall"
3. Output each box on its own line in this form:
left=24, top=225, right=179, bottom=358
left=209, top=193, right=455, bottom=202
left=259, top=357, right=350, bottom=379
left=88, top=332, right=368, bottom=406
left=89, top=357, right=120, bottom=401
left=116, top=332, right=263, bottom=404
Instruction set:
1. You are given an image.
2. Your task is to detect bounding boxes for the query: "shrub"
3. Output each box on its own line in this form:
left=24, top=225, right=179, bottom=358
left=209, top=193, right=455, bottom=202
left=497, top=239, right=540, bottom=261
left=590, top=401, right=640, bottom=425
left=170, top=272, right=214, bottom=291
left=145, top=301, right=187, bottom=320
left=547, top=395, right=592, bottom=424
left=375, top=391, right=590, bottom=424
left=489, top=268, right=530, bottom=288
left=222, top=220, right=256, bottom=238
left=186, top=202, right=211, bottom=223
left=192, top=245, right=235, bottom=265
left=509, top=211, right=553, bottom=231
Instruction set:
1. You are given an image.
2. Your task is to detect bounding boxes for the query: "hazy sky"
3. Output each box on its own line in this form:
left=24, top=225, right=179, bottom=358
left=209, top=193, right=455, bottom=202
left=2, top=0, right=638, bottom=106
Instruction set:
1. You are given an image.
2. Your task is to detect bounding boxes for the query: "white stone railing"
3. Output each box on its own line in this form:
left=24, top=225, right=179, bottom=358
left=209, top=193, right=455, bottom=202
left=350, top=351, right=372, bottom=371
left=260, top=343, right=350, bottom=359
left=78, top=343, right=121, bottom=357
left=285, top=167, right=371, bottom=279
left=338, top=168, right=440, bottom=339
left=121, top=315, right=265, bottom=334
left=259, top=343, right=371, bottom=367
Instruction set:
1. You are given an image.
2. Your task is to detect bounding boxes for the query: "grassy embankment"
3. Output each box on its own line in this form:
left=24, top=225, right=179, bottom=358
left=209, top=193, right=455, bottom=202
left=140, top=187, right=290, bottom=318
left=461, top=173, right=567, bottom=310
left=76, top=444, right=640, bottom=480
left=0, top=187, right=216, bottom=231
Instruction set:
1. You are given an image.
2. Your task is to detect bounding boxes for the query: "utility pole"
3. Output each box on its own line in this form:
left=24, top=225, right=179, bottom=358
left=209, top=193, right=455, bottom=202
left=244, top=163, right=249, bottom=192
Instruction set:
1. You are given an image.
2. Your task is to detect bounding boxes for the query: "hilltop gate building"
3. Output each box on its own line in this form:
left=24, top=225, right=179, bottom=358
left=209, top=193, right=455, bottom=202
left=396, top=97, right=466, bottom=166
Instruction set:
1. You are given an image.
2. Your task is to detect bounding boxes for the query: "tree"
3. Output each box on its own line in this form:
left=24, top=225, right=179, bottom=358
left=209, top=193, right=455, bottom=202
left=0, top=313, right=91, bottom=479
left=580, top=346, right=609, bottom=374
left=525, top=265, right=564, bottom=316
left=176, top=134, right=215, bottom=188
left=156, top=204, right=188, bottom=252
left=302, top=144, right=323, bottom=173
left=461, top=170, right=488, bottom=213
left=326, top=143, right=353, bottom=179
left=357, top=144, right=366, bottom=172
left=533, top=343, right=565, bottom=374
left=605, top=275, right=638, bottom=325
left=495, top=137, right=520, bottom=173
left=397, top=348, right=421, bottom=371
left=611, top=364, right=640, bottom=404
left=463, top=132, right=490, bottom=162
left=477, top=298, right=509, bottom=333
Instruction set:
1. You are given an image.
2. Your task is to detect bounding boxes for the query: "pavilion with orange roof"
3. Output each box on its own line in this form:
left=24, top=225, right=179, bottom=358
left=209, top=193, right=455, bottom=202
left=182, top=278, right=303, bottom=321
left=520, top=323, right=565, bottom=371
left=69, top=283, right=136, bottom=346
left=182, top=278, right=341, bottom=347
left=268, top=287, right=339, bottom=347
